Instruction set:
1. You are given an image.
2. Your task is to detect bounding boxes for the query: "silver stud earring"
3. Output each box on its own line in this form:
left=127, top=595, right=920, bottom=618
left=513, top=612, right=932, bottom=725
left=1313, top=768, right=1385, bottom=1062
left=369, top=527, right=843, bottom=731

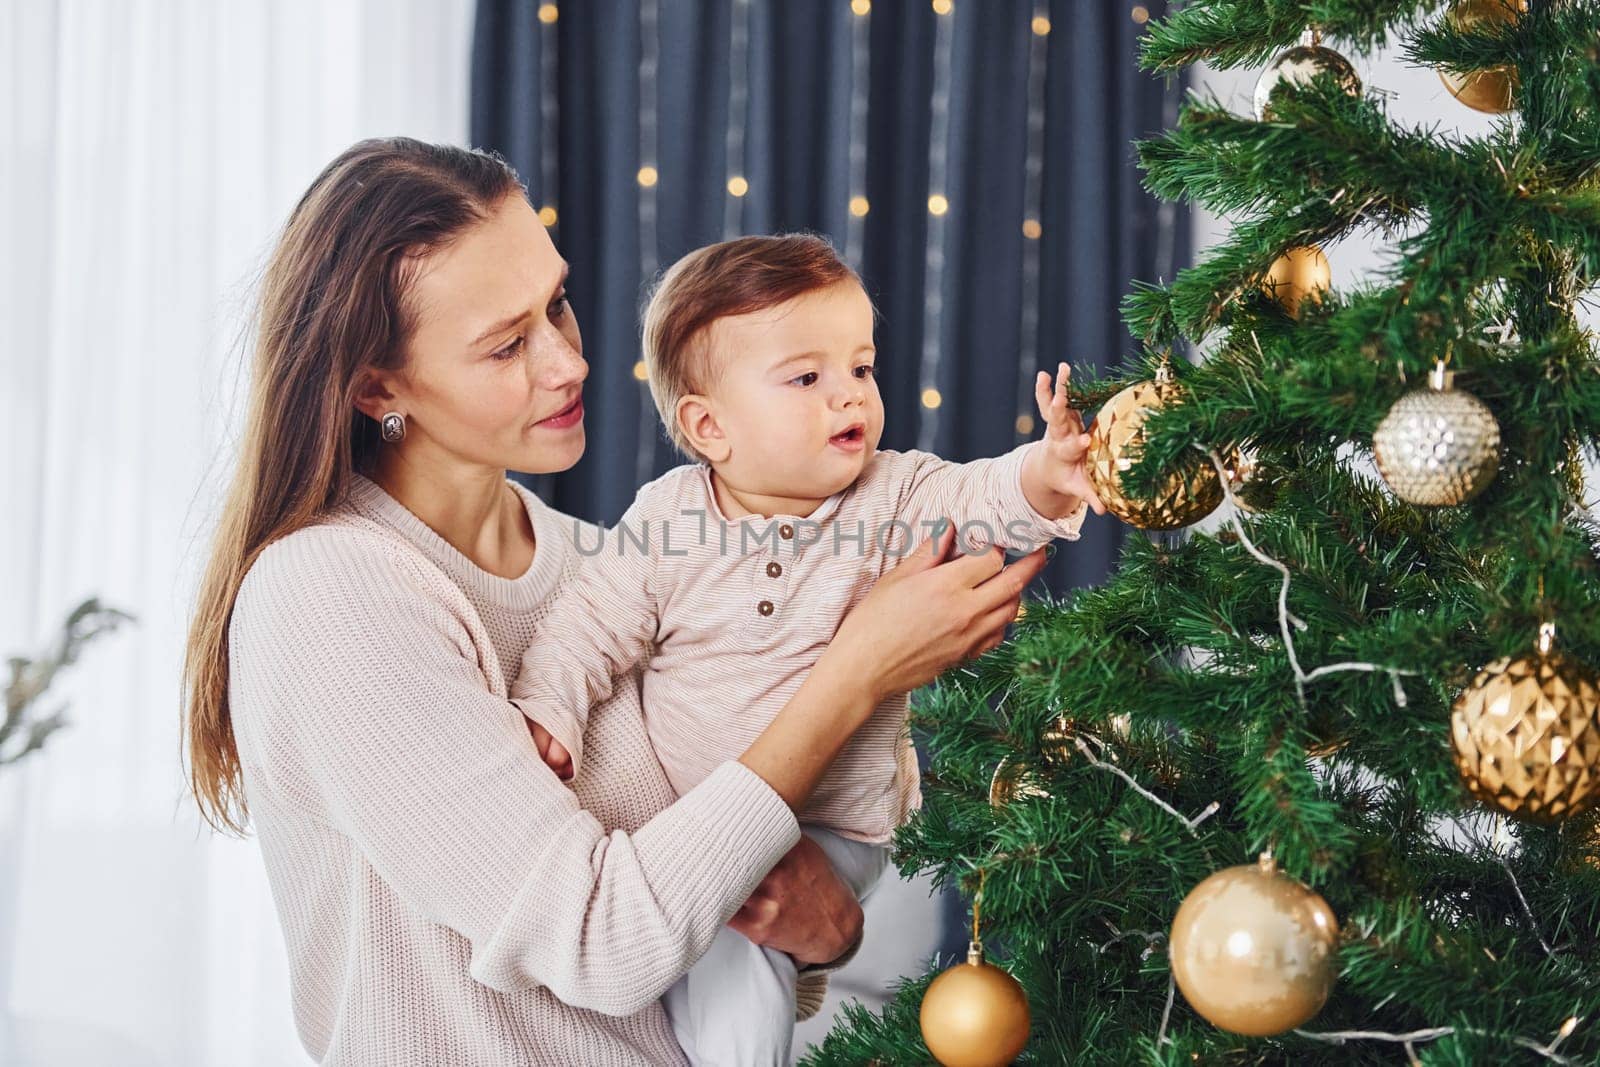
left=380, top=412, right=406, bottom=443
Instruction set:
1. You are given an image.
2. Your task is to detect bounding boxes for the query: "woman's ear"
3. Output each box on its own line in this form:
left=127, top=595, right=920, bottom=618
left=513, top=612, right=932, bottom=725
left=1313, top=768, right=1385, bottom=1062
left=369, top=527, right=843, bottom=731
left=352, top=370, right=400, bottom=422
left=677, top=394, right=731, bottom=463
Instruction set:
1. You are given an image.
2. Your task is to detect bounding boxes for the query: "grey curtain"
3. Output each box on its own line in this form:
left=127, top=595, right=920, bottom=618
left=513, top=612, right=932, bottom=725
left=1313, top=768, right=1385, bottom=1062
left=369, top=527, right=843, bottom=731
left=471, top=0, right=1187, bottom=595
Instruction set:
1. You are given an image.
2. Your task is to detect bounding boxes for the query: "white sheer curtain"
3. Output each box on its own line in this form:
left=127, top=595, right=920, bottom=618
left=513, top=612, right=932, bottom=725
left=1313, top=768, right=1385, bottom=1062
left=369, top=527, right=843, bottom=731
left=1, top=2, right=474, bottom=1062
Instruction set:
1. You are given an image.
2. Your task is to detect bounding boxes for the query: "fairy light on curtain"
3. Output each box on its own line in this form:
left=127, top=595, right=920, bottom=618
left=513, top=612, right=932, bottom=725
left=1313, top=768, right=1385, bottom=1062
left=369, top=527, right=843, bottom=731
left=722, top=0, right=752, bottom=238
left=1013, top=9, right=1050, bottom=441
left=634, top=0, right=662, bottom=486
left=844, top=0, right=872, bottom=268
left=917, top=0, right=956, bottom=451
left=535, top=4, right=560, bottom=228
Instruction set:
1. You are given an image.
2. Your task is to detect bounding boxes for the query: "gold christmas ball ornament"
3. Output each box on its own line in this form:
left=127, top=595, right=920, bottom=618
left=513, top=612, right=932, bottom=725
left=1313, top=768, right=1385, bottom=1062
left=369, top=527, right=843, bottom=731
left=988, top=756, right=1049, bottom=807
left=1372, top=361, right=1500, bottom=506
left=919, top=942, right=1031, bottom=1067
left=1169, top=853, right=1340, bottom=1037
left=1437, top=0, right=1524, bottom=114
left=1451, top=621, right=1600, bottom=822
left=988, top=717, right=1079, bottom=806
left=1087, top=362, right=1225, bottom=530
left=1253, top=44, right=1362, bottom=122
left=1261, top=245, right=1332, bottom=318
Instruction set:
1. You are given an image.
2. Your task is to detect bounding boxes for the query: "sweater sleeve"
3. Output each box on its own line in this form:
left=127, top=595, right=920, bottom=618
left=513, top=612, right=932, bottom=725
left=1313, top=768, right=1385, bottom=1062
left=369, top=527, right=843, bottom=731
left=230, top=530, right=800, bottom=1017
left=510, top=498, right=662, bottom=779
left=889, top=442, right=1087, bottom=553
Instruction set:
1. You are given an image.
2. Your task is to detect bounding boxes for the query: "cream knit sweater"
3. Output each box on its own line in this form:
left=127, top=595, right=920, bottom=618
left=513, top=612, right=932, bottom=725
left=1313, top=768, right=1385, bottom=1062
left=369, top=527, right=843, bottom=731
left=229, top=473, right=802, bottom=1065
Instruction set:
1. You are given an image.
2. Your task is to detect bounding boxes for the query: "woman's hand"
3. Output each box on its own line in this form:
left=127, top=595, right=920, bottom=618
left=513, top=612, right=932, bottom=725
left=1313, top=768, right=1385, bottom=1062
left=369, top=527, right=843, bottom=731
left=738, top=522, right=1048, bottom=811
left=829, top=521, right=1049, bottom=706
left=727, top=835, right=863, bottom=966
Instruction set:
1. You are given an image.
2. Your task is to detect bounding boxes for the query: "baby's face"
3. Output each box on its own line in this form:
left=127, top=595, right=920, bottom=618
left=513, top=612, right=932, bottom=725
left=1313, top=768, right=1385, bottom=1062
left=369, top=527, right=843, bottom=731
left=700, top=280, right=884, bottom=502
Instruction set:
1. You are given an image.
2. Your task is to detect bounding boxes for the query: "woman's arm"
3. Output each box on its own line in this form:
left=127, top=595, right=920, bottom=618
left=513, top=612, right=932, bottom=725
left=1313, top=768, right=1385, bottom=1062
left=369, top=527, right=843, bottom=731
left=231, top=530, right=800, bottom=1018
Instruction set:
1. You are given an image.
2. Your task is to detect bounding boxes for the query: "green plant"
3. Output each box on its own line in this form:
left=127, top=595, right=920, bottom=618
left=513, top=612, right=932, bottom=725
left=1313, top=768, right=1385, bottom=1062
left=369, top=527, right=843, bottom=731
left=2, top=598, right=135, bottom=770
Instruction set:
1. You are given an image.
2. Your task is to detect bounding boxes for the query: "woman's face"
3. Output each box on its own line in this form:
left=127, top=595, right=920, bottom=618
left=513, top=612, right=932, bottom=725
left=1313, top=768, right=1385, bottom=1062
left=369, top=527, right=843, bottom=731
left=366, top=193, right=588, bottom=477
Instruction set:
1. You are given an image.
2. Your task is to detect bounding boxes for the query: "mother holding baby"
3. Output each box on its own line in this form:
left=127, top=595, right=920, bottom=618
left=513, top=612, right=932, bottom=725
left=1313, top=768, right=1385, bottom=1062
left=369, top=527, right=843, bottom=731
left=180, top=138, right=1051, bottom=1066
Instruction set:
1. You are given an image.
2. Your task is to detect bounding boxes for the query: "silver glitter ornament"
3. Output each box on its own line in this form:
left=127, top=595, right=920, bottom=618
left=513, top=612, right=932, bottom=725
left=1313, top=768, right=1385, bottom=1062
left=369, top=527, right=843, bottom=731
left=1373, top=362, right=1500, bottom=506
left=1253, top=44, right=1362, bottom=122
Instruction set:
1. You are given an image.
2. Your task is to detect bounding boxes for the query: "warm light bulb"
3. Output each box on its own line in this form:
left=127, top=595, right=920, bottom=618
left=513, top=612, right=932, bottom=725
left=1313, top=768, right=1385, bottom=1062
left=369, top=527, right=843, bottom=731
left=1022, top=218, right=1042, bottom=239
left=538, top=4, right=558, bottom=24
left=727, top=175, right=748, bottom=197
left=538, top=205, right=558, bottom=227
left=632, top=360, right=649, bottom=381
left=849, top=195, right=870, bottom=217
left=1031, top=15, right=1050, bottom=35
left=921, top=388, right=942, bottom=409
left=637, top=166, right=659, bottom=188
left=927, top=194, right=949, bottom=216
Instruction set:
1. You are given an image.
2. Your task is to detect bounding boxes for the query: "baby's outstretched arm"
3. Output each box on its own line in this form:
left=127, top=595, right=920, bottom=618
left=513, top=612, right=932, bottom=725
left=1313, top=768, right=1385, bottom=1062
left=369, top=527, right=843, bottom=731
left=1020, top=361, right=1106, bottom=521
left=892, top=366, right=1102, bottom=555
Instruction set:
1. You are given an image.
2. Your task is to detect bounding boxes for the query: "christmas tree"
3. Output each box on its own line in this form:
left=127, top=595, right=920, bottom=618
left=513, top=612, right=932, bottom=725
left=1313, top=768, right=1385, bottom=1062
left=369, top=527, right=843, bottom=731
left=809, top=2, right=1600, bottom=1063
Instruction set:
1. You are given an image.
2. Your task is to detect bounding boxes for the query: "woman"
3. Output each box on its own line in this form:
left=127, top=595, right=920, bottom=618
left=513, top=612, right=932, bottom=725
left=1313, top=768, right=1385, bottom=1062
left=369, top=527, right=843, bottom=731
left=182, top=137, right=1044, bottom=1066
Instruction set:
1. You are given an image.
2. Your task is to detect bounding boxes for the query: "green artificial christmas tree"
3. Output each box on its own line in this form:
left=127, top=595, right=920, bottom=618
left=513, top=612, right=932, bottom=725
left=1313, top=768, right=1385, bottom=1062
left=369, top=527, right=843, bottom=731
left=809, top=1, right=1600, bottom=1063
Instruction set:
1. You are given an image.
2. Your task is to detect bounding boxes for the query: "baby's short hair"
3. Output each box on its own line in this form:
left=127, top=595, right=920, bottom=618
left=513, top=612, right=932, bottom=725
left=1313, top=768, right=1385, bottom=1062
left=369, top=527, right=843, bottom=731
left=641, top=233, right=863, bottom=461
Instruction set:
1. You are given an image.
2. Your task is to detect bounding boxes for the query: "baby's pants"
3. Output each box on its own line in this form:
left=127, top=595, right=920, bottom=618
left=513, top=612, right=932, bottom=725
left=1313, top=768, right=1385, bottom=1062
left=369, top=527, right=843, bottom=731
left=662, top=825, right=889, bottom=1066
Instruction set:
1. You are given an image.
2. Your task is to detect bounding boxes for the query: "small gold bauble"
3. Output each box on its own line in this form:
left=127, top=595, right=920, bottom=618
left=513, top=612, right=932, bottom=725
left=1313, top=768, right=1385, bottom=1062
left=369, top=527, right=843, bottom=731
left=1437, top=0, right=1524, bottom=114
left=1087, top=365, right=1225, bottom=530
left=1372, top=363, right=1500, bottom=506
left=1261, top=245, right=1331, bottom=318
left=1253, top=44, right=1362, bottom=122
left=1169, top=854, right=1339, bottom=1037
left=919, top=943, right=1031, bottom=1067
left=988, top=717, right=1078, bottom=806
left=988, top=756, right=1049, bottom=807
left=1451, top=623, right=1600, bottom=822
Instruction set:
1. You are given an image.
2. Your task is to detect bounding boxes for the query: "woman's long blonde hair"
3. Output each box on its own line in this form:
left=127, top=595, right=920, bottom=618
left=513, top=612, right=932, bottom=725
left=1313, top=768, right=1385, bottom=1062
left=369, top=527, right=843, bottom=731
left=183, top=138, right=522, bottom=834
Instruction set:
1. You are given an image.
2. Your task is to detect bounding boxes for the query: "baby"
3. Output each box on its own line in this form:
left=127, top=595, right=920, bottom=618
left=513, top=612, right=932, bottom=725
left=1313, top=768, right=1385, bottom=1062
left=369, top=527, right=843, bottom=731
left=512, top=234, right=1101, bottom=1065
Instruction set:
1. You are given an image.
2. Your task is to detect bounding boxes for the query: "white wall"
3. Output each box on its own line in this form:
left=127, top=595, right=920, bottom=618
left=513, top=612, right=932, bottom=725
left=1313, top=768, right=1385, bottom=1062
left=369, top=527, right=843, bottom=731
left=1, top=3, right=475, bottom=1064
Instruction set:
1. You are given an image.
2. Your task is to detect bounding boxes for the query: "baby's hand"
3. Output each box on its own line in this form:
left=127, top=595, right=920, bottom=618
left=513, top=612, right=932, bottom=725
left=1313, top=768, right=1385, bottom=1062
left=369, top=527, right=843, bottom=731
left=525, top=717, right=574, bottom=780
left=1033, top=362, right=1106, bottom=516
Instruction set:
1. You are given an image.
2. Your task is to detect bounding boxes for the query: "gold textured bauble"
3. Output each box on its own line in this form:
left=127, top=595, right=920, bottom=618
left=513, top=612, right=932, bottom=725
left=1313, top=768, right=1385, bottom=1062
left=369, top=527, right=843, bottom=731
left=1087, top=365, right=1225, bottom=530
left=1372, top=363, right=1500, bottom=506
left=1262, top=245, right=1331, bottom=318
left=1253, top=45, right=1362, bottom=122
left=1437, top=0, right=1524, bottom=114
left=1451, top=623, right=1600, bottom=822
left=919, top=943, right=1031, bottom=1067
left=1169, top=854, right=1340, bottom=1037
